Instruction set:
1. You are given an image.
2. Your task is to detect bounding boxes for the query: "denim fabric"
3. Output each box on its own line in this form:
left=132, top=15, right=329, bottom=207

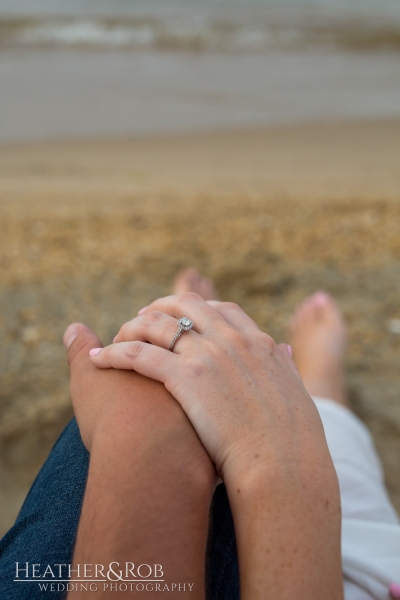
left=206, top=485, right=240, bottom=600
left=0, top=419, right=239, bottom=600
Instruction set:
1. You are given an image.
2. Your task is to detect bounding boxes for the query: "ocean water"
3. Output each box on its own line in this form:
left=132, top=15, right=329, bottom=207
left=1, top=0, right=400, bottom=52
left=1, top=0, right=400, bottom=140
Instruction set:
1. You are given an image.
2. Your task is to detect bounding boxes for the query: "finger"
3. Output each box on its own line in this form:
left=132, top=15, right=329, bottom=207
left=206, top=301, right=259, bottom=332
left=114, top=311, right=199, bottom=353
left=89, top=341, right=176, bottom=384
left=276, top=342, right=302, bottom=380
left=138, top=293, right=225, bottom=334
left=63, top=323, right=104, bottom=411
left=64, top=322, right=103, bottom=370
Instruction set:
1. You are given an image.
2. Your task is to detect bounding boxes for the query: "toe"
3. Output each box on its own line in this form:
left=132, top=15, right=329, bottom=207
left=302, top=296, right=318, bottom=324
left=309, top=291, right=335, bottom=322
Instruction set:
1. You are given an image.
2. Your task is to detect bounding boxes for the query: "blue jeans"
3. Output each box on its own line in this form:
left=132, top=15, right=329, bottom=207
left=0, top=419, right=239, bottom=599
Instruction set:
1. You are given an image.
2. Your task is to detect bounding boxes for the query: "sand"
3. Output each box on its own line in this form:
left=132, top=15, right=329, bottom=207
left=1, top=118, right=400, bottom=536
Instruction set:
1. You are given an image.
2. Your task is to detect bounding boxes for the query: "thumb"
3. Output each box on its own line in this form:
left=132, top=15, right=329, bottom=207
left=63, top=322, right=103, bottom=369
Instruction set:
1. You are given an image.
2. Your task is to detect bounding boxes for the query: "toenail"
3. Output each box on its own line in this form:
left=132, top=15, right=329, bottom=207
left=313, top=291, right=329, bottom=304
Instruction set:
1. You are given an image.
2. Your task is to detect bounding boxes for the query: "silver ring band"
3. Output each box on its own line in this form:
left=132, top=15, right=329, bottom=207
left=169, top=317, right=194, bottom=351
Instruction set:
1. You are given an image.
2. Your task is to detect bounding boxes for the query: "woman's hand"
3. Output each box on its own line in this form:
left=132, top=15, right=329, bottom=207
left=89, top=293, right=334, bottom=485
left=63, top=320, right=214, bottom=480
left=88, top=294, right=344, bottom=599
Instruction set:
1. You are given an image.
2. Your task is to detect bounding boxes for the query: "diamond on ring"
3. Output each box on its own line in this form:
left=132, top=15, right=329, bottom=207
left=178, top=317, right=193, bottom=330
left=169, top=317, right=194, bottom=351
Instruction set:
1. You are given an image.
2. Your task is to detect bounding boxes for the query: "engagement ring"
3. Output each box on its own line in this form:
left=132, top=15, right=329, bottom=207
left=169, top=317, right=194, bottom=351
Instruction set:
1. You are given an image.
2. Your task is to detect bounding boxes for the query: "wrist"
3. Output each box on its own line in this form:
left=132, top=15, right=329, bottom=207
left=227, top=457, right=339, bottom=498
left=220, top=406, right=336, bottom=491
left=225, top=458, right=343, bottom=600
left=223, top=439, right=340, bottom=510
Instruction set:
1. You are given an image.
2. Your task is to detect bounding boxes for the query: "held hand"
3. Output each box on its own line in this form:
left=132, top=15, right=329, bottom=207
left=64, top=322, right=216, bottom=598
left=64, top=322, right=183, bottom=452
left=63, top=320, right=215, bottom=484
left=89, top=293, right=334, bottom=484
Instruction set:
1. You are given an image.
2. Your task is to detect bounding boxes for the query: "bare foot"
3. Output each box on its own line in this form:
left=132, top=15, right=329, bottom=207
left=173, top=268, right=219, bottom=301
left=289, top=291, right=348, bottom=406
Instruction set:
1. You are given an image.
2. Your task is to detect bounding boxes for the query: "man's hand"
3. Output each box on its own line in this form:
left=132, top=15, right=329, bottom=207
left=64, top=322, right=216, bottom=598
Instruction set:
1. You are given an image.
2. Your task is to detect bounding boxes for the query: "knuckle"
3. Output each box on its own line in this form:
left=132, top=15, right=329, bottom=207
left=142, top=310, right=164, bottom=326
left=223, top=301, right=242, bottom=312
left=222, top=326, right=249, bottom=349
left=187, top=356, right=207, bottom=378
left=225, top=327, right=244, bottom=346
left=125, top=341, right=145, bottom=361
left=239, top=334, right=253, bottom=352
left=179, top=291, right=202, bottom=304
left=259, top=332, right=277, bottom=352
left=206, top=300, right=220, bottom=308
left=118, top=321, right=131, bottom=338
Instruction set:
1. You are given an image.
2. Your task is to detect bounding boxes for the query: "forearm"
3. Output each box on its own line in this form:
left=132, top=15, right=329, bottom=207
left=69, top=382, right=215, bottom=599
left=227, top=459, right=344, bottom=600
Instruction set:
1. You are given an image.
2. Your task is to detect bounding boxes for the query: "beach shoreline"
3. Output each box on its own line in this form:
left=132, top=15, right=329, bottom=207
left=2, top=45, right=400, bottom=143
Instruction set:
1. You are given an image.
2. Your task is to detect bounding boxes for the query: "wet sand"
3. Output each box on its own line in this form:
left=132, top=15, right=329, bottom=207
left=1, top=118, right=400, bottom=535
left=2, top=47, right=400, bottom=142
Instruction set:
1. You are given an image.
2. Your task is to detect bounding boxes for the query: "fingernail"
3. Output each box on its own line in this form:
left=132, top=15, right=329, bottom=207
left=287, top=344, right=293, bottom=357
left=89, top=348, right=102, bottom=357
left=63, top=324, right=80, bottom=349
left=390, top=584, right=400, bottom=598
left=138, top=306, right=148, bottom=315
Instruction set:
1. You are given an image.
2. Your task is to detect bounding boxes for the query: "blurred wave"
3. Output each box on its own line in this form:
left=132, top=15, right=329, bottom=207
left=1, top=14, right=400, bottom=52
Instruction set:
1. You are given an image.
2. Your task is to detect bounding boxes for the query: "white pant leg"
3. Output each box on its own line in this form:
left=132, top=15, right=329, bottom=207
left=313, top=398, right=400, bottom=600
